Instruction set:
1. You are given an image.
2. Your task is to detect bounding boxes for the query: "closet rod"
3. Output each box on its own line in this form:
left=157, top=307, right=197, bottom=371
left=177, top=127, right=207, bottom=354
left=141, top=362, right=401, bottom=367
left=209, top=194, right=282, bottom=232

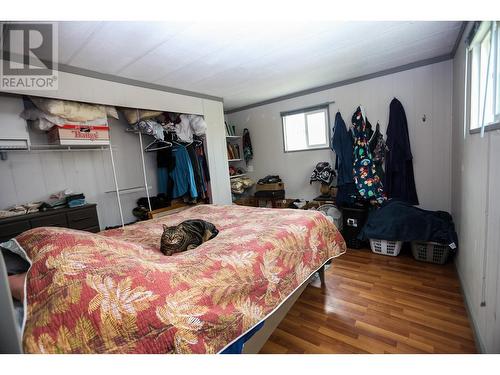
left=108, top=131, right=125, bottom=228
left=138, top=131, right=152, bottom=212
left=4, top=147, right=113, bottom=153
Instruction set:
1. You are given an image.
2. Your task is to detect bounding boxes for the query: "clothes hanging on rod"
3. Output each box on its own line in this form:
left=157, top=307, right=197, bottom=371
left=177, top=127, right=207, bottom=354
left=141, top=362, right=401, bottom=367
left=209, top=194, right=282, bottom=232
left=368, top=122, right=388, bottom=180
left=121, top=108, right=211, bottom=205
left=156, top=130, right=210, bottom=202
left=351, top=106, right=386, bottom=205
left=330, top=111, right=358, bottom=207
left=158, top=144, right=198, bottom=200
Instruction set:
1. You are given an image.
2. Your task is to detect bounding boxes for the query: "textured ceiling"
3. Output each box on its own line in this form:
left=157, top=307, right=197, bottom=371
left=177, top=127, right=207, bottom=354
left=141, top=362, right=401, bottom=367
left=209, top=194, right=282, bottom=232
left=55, top=21, right=463, bottom=110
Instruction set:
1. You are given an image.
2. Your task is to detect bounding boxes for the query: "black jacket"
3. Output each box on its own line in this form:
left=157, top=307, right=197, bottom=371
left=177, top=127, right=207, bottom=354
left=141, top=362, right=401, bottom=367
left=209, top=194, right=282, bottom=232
left=384, top=98, right=419, bottom=205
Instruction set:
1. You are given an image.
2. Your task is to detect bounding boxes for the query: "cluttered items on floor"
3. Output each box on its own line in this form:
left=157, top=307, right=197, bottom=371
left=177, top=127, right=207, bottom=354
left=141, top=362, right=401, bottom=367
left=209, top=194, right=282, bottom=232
left=160, top=219, right=219, bottom=256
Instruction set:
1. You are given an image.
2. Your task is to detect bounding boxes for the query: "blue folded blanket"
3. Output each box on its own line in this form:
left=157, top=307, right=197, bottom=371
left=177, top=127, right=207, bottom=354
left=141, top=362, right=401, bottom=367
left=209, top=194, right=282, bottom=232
left=358, top=199, right=458, bottom=248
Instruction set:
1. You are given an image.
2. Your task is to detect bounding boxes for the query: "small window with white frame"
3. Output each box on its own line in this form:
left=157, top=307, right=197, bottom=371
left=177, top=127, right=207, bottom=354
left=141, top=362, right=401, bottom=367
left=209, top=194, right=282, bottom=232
left=467, top=21, right=500, bottom=133
left=282, top=106, right=330, bottom=152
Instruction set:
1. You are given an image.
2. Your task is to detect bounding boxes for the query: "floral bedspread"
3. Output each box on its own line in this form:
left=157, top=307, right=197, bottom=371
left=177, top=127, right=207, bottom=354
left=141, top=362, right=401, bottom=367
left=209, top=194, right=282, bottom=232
left=16, top=204, right=346, bottom=354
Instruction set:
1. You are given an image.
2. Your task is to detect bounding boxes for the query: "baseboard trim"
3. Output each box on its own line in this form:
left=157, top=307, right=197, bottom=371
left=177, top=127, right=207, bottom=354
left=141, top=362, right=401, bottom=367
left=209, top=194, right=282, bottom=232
left=454, top=260, right=486, bottom=353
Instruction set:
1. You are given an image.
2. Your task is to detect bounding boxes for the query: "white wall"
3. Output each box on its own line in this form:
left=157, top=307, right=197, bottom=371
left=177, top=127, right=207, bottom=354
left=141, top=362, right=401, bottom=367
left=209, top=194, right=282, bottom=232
left=452, top=23, right=500, bottom=353
left=227, top=60, right=453, bottom=211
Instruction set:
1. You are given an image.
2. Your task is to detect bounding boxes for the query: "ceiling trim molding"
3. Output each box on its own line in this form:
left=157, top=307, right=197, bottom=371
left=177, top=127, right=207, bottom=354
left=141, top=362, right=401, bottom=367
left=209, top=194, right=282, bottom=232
left=57, top=63, right=224, bottom=103
left=451, top=21, right=468, bottom=58
left=225, top=53, right=453, bottom=114
left=1, top=51, right=224, bottom=103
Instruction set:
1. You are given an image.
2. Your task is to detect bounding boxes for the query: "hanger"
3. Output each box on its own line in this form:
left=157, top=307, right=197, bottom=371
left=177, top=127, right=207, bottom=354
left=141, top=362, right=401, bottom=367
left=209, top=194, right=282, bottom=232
left=144, top=138, right=172, bottom=152
left=192, top=135, right=203, bottom=147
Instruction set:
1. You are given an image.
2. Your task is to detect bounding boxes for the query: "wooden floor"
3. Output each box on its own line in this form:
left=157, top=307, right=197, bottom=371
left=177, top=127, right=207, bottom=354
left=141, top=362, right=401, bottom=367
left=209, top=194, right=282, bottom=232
left=260, top=247, right=477, bottom=354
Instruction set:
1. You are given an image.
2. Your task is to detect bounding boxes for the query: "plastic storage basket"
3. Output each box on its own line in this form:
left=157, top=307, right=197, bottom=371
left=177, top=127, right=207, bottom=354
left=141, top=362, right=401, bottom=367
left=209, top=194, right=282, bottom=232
left=411, top=241, right=450, bottom=264
left=369, top=239, right=403, bottom=256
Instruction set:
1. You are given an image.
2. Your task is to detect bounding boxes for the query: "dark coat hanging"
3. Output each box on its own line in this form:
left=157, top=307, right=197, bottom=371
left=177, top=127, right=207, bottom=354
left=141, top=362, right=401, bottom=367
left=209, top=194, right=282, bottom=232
left=384, top=98, right=419, bottom=205
left=330, top=111, right=357, bottom=207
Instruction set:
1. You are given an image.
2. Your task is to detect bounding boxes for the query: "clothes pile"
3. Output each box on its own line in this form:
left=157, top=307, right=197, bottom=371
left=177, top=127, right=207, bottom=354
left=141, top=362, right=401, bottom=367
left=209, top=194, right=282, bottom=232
left=257, top=175, right=281, bottom=185
left=41, top=189, right=86, bottom=209
left=21, top=97, right=118, bottom=131
left=0, top=189, right=86, bottom=218
left=231, top=177, right=254, bottom=194
left=358, top=199, right=458, bottom=249
left=0, top=202, right=42, bottom=218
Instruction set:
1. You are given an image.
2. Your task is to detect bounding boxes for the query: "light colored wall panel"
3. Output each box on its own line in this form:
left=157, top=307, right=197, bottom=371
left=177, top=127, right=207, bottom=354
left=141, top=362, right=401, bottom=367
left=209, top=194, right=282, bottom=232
left=202, top=99, right=232, bottom=205
left=452, top=22, right=500, bottom=353
left=227, top=60, right=453, bottom=211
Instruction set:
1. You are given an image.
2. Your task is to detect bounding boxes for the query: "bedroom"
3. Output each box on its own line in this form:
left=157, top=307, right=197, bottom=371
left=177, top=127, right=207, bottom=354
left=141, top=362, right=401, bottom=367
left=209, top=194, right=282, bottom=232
left=0, top=0, right=499, bottom=372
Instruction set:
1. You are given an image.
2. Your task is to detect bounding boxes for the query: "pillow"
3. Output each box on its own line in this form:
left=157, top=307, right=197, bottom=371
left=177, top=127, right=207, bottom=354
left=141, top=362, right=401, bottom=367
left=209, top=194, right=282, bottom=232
left=21, top=107, right=109, bottom=131
left=30, top=97, right=107, bottom=122
left=121, top=109, right=163, bottom=124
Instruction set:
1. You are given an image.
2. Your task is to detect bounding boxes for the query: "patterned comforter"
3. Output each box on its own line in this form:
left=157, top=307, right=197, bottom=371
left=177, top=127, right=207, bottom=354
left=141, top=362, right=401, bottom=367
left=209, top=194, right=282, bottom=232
left=15, top=204, right=346, bottom=353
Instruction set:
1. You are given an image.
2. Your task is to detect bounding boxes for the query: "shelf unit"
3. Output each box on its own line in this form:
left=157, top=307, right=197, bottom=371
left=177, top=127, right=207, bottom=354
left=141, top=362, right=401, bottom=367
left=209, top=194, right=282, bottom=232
left=230, top=173, right=247, bottom=179
left=226, top=135, right=248, bottom=202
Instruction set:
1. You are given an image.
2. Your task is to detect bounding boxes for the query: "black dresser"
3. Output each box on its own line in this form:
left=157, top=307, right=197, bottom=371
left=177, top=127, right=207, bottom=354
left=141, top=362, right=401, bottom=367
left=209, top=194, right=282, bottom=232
left=0, top=204, right=100, bottom=242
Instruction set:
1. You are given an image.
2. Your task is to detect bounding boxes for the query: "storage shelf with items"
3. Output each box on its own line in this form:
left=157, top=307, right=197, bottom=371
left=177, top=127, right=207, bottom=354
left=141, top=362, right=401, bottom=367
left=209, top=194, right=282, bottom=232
left=230, top=173, right=247, bottom=179
left=226, top=127, right=254, bottom=201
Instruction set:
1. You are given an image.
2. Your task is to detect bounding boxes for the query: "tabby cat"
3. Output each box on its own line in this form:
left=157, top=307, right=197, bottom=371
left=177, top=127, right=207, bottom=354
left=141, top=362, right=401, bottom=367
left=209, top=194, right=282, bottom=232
left=160, top=219, right=219, bottom=256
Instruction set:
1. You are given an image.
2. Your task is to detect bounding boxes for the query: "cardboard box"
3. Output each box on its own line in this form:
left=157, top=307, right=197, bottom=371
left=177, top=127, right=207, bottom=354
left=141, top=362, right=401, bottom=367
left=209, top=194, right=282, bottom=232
left=255, top=182, right=285, bottom=191
left=48, top=124, right=110, bottom=146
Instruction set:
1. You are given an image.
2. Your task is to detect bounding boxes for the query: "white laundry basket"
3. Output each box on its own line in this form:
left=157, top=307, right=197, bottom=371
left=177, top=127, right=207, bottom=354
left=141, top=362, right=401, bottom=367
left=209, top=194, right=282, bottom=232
left=369, top=239, right=403, bottom=256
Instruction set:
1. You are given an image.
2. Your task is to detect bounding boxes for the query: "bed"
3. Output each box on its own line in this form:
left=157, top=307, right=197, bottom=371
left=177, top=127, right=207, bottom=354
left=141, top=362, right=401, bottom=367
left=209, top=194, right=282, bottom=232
left=1, top=204, right=346, bottom=354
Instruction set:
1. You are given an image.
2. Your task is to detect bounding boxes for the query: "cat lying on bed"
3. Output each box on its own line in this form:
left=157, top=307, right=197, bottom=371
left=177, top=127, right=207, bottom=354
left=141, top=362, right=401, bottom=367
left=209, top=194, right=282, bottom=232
left=160, top=219, right=218, bottom=256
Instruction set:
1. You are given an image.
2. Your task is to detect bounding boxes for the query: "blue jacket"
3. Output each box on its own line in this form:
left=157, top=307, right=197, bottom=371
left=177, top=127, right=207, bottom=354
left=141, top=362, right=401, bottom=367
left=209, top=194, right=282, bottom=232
left=331, top=111, right=353, bottom=186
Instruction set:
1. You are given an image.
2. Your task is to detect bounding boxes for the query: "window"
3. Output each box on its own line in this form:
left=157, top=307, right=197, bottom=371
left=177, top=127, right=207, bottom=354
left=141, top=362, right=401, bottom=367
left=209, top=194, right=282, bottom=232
left=282, top=106, right=329, bottom=152
left=467, top=21, right=500, bottom=133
